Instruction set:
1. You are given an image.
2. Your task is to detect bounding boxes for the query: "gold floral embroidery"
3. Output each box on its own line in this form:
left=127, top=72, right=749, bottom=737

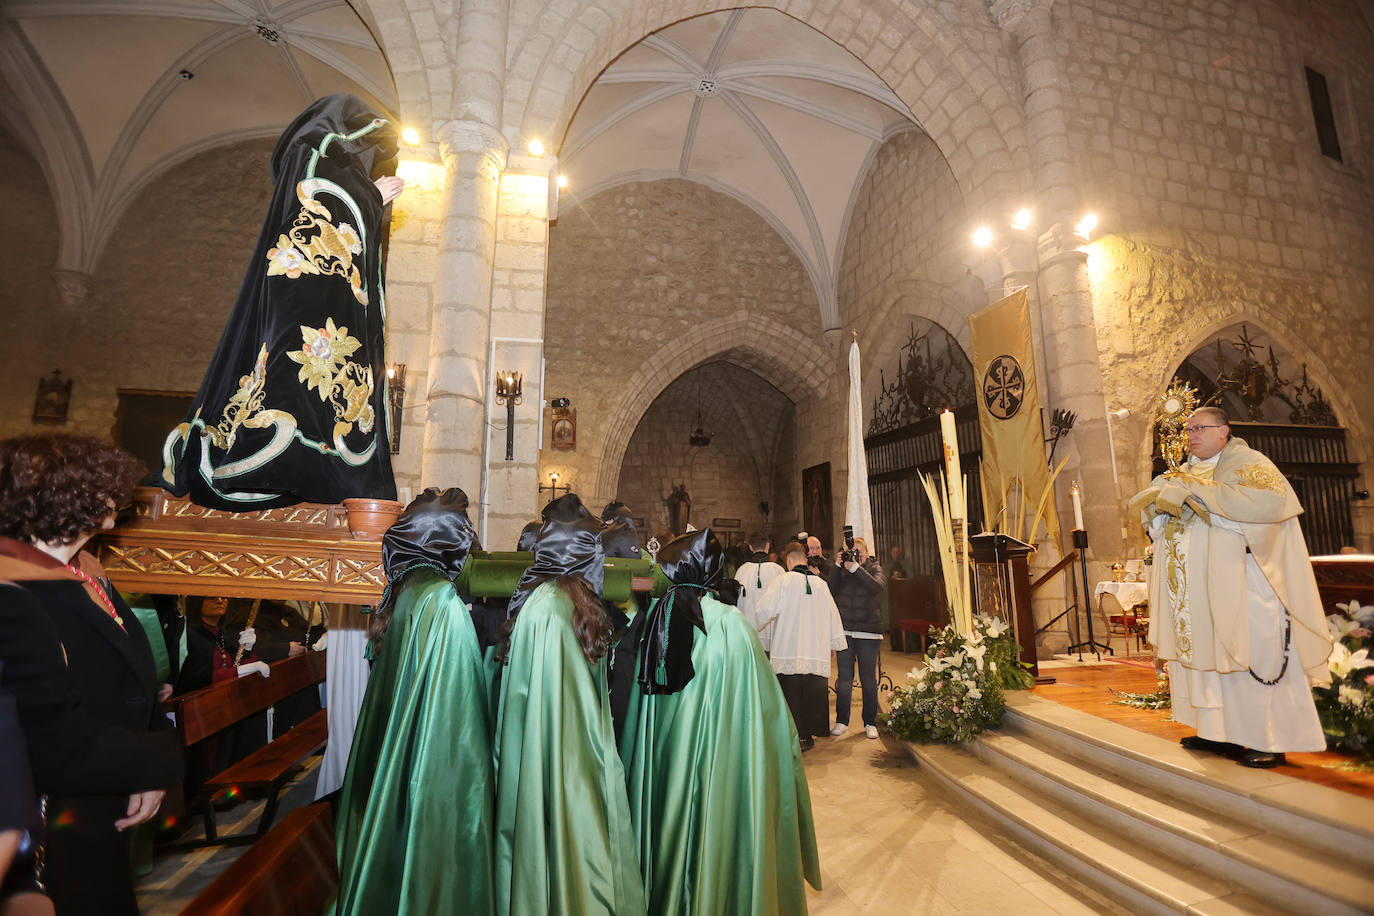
left=288, top=319, right=362, bottom=399
left=1164, top=519, right=1192, bottom=661
left=265, top=182, right=367, bottom=303
left=211, top=344, right=270, bottom=450
left=1232, top=463, right=1285, bottom=493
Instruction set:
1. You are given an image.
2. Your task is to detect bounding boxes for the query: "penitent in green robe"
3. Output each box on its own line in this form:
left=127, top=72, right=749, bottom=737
left=333, top=571, right=495, bottom=915
left=620, top=594, right=822, bottom=915
left=493, top=581, right=647, bottom=916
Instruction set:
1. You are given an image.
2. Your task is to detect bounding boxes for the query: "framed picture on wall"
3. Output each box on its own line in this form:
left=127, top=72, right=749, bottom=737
left=802, top=461, right=832, bottom=549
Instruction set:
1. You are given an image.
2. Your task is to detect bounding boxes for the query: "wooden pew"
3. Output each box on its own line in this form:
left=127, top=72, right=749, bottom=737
left=169, top=651, right=327, bottom=846
left=179, top=802, right=338, bottom=916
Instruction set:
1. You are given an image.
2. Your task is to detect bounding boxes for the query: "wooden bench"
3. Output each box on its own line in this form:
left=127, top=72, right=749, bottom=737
left=169, top=651, right=327, bottom=847
left=180, top=802, right=338, bottom=916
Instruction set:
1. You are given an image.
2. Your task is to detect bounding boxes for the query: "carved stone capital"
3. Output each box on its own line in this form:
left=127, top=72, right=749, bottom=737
left=52, top=269, right=92, bottom=308
left=990, top=0, right=1054, bottom=34
left=437, top=118, right=509, bottom=168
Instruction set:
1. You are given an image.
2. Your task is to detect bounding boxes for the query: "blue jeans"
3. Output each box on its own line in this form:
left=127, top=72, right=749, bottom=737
left=834, top=636, right=880, bottom=727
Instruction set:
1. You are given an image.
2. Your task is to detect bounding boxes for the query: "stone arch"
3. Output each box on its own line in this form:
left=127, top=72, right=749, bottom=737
left=505, top=0, right=1030, bottom=215
left=1150, top=314, right=1370, bottom=464
left=594, top=310, right=830, bottom=499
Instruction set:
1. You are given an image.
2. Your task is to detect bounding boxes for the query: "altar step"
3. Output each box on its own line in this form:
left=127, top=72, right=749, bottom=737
left=904, top=693, right=1374, bottom=916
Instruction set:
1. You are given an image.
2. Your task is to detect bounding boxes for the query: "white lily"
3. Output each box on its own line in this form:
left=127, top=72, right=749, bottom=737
left=1329, top=644, right=1372, bottom=679
left=966, top=686, right=982, bottom=701
left=966, top=642, right=988, bottom=671
left=1328, top=615, right=1361, bottom=641
left=1338, top=685, right=1367, bottom=708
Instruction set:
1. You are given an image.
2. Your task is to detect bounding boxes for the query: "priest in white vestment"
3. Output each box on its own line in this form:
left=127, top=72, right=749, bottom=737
left=755, top=540, right=846, bottom=750
left=733, top=533, right=785, bottom=635
left=1131, top=407, right=1332, bottom=768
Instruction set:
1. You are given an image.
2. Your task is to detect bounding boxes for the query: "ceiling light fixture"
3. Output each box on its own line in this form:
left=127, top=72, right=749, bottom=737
left=972, top=226, right=994, bottom=247
left=1075, top=213, right=1098, bottom=240
left=1011, top=208, right=1033, bottom=231
left=401, top=127, right=420, bottom=145
left=557, top=174, right=568, bottom=189
left=527, top=139, right=545, bottom=157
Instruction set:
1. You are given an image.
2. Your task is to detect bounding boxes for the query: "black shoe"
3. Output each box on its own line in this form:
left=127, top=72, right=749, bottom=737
left=1238, top=750, right=1285, bottom=769
left=798, top=736, right=815, bottom=752
left=1180, top=735, right=1244, bottom=757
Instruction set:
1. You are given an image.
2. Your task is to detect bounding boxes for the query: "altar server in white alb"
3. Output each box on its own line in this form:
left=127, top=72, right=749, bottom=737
left=732, top=532, right=784, bottom=637
left=755, top=540, right=846, bottom=751
left=1131, top=407, right=1333, bottom=768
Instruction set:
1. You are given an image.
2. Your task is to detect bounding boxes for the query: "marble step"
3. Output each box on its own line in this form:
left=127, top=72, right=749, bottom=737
left=909, top=741, right=1288, bottom=916
left=1000, top=692, right=1374, bottom=869
left=972, top=729, right=1374, bottom=916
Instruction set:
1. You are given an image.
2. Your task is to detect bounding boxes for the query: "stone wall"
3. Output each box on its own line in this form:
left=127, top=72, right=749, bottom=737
left=544, top=178, right=826, bottom=510
left=1061, top=0, right=1374, bottom=547
left=0, top=137, right=274, bottom=444
left=0, top=129, right=62, bottom=436
left=616, top=361, right=793, bottom=542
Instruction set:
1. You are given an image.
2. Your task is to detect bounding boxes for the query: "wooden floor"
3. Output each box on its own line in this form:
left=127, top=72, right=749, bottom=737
left=1030, top=661, right=1374, bottom=801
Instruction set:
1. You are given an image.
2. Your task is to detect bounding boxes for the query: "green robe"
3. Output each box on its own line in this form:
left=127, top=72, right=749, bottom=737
left=494, top=581, right=647, bottom=916
left=333, top=571, right=495, bottom=915
left=621, top=594, right=822, bottom=915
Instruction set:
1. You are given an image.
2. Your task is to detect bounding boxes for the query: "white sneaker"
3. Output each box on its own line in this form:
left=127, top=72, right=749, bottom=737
left=830, top=723, right=848, bottom=736
left=865, top=725, right=879, bottom=739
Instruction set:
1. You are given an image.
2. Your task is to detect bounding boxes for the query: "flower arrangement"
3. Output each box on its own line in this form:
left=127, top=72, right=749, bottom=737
left=1315, top=600, right=1374, bottom=756
left=885, top=614, right=1018, bottom=744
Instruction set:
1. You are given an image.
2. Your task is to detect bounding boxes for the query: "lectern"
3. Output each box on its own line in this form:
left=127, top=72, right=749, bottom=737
left=969, top=532, right=1051, bottom=683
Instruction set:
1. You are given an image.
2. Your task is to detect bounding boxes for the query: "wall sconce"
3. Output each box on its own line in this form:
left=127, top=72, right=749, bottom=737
left=539, top=471, right=571, bottom=498
left=495, top=370, right=523, bottom=461
left=386, top=363, right=406, bottom=454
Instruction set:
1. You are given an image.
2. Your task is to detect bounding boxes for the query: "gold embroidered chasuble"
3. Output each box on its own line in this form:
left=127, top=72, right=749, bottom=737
left=1130, top=437, right=1332, bottom=683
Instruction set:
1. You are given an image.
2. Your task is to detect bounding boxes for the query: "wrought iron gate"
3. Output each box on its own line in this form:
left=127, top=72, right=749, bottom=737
left=864, top=406, right=983, bottom=575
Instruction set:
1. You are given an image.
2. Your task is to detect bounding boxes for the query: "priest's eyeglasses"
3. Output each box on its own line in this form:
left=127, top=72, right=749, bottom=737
left=1183, top=424, right=1224, bottom=432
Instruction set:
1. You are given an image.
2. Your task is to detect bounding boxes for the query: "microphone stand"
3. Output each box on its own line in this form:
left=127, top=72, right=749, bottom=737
left=1066, top=528, right=1112, bottom=660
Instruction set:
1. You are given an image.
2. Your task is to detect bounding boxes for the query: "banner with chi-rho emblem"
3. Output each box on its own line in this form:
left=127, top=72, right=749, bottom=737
left=968, top=287, right=1062, bottom=552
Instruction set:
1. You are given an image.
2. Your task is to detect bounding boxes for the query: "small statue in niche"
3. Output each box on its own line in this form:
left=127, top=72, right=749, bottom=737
left=662, top=483, right=692, bottom=536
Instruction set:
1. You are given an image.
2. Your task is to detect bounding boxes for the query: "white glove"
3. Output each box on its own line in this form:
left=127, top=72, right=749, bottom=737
left=311, top=632, right=328, bottom=651
left=238, top=627, right=257, bottom=650
left=236, top=660, right=270, bottom=679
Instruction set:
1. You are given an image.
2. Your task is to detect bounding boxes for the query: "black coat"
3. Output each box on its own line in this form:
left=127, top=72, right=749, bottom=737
left=827, top=559, right=886, bottom=635
left=0, top=542, right=183, bottom=916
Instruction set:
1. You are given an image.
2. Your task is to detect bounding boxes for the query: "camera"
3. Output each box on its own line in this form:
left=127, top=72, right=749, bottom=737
left=550, top=397, right=570, bottom=409
left=837, top=525, right=857, bottom=564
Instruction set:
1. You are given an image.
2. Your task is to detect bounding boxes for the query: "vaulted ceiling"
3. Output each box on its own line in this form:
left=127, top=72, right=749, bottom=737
left=558, top=8, right=921, bottom=329
left=0, top=0, right=396, bottom=275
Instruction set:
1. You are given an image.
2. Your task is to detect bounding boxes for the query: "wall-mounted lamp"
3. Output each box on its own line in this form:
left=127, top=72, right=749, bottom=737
left=401, top=127, right=421, bottom=145
left=972, top=226, right=994, bottom=247
left=386, top=363, right=406, bottom=454
left=539, top=471, right=572, bottom=498
left=495, top=370, right=523, bottom=461
left=1010, top=208, right=1033, bottom=231
left=1074, top=213, right=1098, bottom=240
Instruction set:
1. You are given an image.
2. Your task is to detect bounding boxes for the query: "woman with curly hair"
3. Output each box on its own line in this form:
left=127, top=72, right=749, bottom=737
left=0, top=434, right=183, bottom=916
left=492, top=494, right=645, bottom=916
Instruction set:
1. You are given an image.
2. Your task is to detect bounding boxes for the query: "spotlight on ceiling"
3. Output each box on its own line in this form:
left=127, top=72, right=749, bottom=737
left=972, top=226, right=994, bottom=248
left=401, top=127, right=420, bottom=146
left=1075, top=213, right=1098, bottom=240
left=527, top=139, right=545, bottom=157
left=557, top=174, right=568, bottom=189
left=1011, top=208, right=1033, bottom=231
left=179, top=69, right=194, bottom=80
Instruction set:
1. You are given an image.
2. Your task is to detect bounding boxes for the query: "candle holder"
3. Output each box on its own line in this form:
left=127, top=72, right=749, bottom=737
left=495, top=370, right=523, bottom=461
left=1066, top=527, right=1113, bottom=660
left=386, top=363, right=406, bottom=454
left=538, top=471, right=571, bottom=499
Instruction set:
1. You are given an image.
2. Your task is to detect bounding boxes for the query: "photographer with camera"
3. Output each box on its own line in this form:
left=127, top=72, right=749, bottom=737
left=827, top=529, right=885, bottom=739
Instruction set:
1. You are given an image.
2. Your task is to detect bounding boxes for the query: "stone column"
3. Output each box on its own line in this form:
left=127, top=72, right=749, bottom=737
left=992, top=0, right=1126, bottom=571
left=421, top=121, right=507, bottom=498
left=419, top=0, right=510, bottom=508
left=484, top=152, right=556, bottom=548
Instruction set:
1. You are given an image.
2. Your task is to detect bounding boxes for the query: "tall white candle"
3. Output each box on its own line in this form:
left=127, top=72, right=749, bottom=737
left=940, top=409, right=964, bottom=519
left=1071, top=481, right=1085, bottom=531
